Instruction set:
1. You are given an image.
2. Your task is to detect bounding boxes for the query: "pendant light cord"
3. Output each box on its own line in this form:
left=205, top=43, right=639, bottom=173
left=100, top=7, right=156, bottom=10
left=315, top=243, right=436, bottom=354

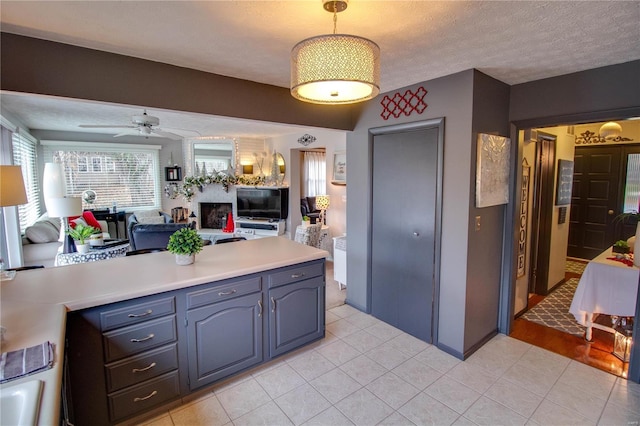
left=333, top=2, right=338, bottom=34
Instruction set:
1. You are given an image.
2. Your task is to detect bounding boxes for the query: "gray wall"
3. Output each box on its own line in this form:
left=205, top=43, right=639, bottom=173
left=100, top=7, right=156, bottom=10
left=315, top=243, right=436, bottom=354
left=465, top=71, right=511, bottom=353
left=0, top=33, right=356, bottom=132
left=510, top=60, right=640, bottom=125
left=347, top=70, right=475, bottom=356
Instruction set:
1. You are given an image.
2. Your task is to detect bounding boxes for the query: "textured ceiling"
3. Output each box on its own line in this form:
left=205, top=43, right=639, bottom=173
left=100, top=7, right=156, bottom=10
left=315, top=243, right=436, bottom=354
left=1, top=0, right=639, bottom=138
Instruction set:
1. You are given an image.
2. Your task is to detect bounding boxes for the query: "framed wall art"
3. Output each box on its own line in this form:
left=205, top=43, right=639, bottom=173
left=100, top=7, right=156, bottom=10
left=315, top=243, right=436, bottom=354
left=332, top=151, right=346, bottom=185
left=555, top=159, right=574, bottom=206
left=476, top=133, right=511, bottom=208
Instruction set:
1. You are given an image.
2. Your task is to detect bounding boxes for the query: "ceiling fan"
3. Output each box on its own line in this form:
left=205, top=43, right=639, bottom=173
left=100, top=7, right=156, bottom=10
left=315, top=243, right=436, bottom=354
left=79, top=110, right=192, bottom=140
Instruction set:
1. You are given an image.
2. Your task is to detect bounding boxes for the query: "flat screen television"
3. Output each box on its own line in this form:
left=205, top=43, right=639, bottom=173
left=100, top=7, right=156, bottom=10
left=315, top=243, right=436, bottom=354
left=236, top=187, right=289, bottom=220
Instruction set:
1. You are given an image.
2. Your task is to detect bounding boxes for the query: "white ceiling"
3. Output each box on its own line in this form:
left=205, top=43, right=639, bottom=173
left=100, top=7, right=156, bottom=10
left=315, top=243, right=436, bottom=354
left=1, top=0, right=639, bottom=139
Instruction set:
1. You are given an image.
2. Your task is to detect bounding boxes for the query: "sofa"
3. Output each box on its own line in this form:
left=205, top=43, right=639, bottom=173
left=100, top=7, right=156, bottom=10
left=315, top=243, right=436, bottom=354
left=128, top=210, right=193, bottom=251
left=22, top=212, right=110, bottom=267
left=300, top=197, right=321, bottom=224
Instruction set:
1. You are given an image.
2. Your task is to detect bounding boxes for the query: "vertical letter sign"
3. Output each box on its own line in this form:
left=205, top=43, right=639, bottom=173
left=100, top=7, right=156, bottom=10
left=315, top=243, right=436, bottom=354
left=517, top=159, right=530, bottom=278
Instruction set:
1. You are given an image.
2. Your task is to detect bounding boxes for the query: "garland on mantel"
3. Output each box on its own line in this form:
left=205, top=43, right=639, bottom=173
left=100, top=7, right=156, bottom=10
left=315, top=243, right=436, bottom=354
left=177, top=173, right=267, bottom=201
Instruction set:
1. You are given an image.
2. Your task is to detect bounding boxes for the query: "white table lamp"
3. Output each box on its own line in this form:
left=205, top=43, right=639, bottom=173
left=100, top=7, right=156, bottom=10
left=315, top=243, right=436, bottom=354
left=0, top=166, right=29, bottom=276
left=316, top=195, right=330, bottom=225
left=47, top=197, right=82, bottom=253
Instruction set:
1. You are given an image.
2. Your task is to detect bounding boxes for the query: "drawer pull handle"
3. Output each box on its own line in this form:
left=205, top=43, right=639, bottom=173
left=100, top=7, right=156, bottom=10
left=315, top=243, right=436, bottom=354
left=258, top=300, right=263, bottom=317
left=128, top=310, right=152, bottom=318
left=218, top=289, right=237, bottom=296
left=291, top=273, right=305, bottom=279
left=133, top=390, right=158, bottom=402
left=271, top=296, right=276, bottom=312
left=130, top=333, right=155, bottom=343
left=132, top=362, right=156, bottom=373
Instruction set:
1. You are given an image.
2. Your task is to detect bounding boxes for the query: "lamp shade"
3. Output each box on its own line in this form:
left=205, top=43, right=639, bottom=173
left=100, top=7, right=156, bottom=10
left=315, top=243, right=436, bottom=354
left=46, top=197, right=82, bottom=218
left=316, top=195, right=330, bottom=210
left=43, top=162, right=66, bottom=199
left=599, top=122, right=622, bottom=138
left=0, top=165, right=28, bottom=207
left=291, top=34, right=380, bottom=104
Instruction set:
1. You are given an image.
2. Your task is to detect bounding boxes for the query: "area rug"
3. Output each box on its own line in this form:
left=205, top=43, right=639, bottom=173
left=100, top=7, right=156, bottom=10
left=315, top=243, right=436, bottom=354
left=521, top=278, right=585, bottom=337
left=565, top=259, right=587, bottom=275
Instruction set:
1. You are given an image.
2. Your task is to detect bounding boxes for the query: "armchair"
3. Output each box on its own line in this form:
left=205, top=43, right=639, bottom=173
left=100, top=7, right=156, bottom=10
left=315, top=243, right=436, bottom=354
left=300, top=197, right=321, bottom=224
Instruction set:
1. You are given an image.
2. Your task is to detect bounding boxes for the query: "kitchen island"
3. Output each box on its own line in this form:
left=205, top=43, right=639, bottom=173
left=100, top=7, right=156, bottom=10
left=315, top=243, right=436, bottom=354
left=1, top=237, right=327, bottom=425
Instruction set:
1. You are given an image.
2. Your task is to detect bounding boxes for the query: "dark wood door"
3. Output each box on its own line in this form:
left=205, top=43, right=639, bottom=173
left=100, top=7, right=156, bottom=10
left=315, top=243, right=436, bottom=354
left=568, top=146, right=622, bottom=259
left=371, top=126, right=439, bottom=343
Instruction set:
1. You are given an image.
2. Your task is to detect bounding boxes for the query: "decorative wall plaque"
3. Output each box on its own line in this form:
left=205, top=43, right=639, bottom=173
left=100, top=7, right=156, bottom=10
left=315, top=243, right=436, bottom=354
left=380, top=86, right=427, bottom=120
left=298, top=134, right=316, bottom=146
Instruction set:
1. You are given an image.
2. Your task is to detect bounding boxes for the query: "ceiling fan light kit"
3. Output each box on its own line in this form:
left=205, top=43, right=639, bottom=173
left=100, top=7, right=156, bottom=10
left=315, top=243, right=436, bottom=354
left=290, top=0, right=380, bottom=105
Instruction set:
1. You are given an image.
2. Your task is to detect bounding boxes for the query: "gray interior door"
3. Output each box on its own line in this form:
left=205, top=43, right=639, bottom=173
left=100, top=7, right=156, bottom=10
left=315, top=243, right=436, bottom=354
left=371, top=126, right=439, bottom=342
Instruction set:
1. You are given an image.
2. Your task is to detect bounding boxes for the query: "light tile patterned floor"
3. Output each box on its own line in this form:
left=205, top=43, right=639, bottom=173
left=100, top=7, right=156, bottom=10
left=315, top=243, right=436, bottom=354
left=138, top=304, right=640, bottom=426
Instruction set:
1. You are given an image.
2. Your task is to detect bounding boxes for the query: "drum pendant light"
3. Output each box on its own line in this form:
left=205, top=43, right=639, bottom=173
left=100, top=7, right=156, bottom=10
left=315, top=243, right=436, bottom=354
left=291, top=0, right=380, bottom=105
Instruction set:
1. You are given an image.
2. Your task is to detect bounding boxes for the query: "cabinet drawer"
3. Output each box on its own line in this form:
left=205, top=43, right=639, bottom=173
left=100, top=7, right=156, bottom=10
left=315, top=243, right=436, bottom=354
left=268, top=261, right=324, bottom=288
left=105, top=343, right=179, bottom=393
left=103, top=316, right=177, bottom=362
left=186, top=276, right=261, bottom=309
left=100, top=297, right=176, bottom=331
left=108, top=371, right=180, bottom=422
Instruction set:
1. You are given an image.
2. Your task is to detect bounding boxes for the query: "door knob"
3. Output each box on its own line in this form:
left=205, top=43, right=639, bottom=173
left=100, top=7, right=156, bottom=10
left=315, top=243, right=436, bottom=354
left=413, top=232, right=420, bottom=237
left=608, top=210, right=614, bottom=215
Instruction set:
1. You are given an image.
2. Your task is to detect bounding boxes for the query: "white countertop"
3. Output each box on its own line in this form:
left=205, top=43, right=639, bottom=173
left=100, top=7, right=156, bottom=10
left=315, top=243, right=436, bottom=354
left=0, top=236, right=326, bottom=425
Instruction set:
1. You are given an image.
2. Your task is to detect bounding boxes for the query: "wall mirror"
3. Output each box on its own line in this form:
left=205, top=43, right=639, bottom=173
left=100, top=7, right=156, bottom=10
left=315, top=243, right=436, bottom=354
left=276, top=152, right=286, bottom=177
left=183, top=138, right=237, bottom=177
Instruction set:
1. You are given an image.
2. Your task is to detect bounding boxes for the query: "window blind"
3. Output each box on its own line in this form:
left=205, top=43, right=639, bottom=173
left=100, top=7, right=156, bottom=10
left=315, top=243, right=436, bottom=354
left=12, top=133, right=41, bottom=232
left=42, top=141, right=161, bottom=212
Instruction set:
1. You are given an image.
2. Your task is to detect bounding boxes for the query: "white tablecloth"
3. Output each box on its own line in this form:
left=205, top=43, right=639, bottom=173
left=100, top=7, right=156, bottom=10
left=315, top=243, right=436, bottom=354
left=569, top=248, right=639, bottom=326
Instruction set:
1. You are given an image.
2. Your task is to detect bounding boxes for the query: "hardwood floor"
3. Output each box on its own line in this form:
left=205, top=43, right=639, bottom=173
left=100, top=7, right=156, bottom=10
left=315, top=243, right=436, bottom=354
left=510, top=316, right=628, bottom=378
left=510, top=262, right=629, bottom=379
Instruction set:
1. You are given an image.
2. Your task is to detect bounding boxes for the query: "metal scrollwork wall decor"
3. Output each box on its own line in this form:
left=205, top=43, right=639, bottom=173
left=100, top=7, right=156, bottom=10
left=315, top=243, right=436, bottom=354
left=298, top=134, right=316, bottom=146
left=380, top=86, right=428, bottom=120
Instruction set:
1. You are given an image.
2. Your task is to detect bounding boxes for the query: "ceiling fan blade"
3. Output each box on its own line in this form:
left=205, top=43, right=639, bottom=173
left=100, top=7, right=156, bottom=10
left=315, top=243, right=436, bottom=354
left=152, top=129, right=183, bottom=140
left=79, top=124, right=136, bottom=129
left=113, top=130, right=140, bottom=138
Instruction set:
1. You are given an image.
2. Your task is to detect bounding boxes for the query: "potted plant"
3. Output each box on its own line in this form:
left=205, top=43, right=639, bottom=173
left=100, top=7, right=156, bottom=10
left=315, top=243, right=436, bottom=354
left=614, top=211, right=640, bottom=264
left=167, top=227, right=204, bottom=265
left=67, top=223, right=98, bottom=254
left=613, top=240, right=630, bottom=254
left=302, top=216, right=310, bottom=228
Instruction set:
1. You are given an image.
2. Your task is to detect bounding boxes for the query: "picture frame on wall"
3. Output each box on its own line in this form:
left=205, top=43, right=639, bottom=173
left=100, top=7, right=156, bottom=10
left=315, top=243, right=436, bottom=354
left=165, top=166, right=182, bottom=182
left=555, top=159, right=574, bottom=206
left=331, top=151, right=346, bottom=185
left=476, top=133, right=511, bottom=208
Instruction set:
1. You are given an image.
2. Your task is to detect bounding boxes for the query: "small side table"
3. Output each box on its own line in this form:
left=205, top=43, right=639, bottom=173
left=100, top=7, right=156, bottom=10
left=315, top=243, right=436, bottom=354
left=55, top=242, right=130, bottom=266
left=91, top=210, right=126, bottom=239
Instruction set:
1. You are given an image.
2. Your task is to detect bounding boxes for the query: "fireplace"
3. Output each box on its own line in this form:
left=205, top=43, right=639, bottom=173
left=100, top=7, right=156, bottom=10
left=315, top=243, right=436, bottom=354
left=199, top=203, right=233, bottom=229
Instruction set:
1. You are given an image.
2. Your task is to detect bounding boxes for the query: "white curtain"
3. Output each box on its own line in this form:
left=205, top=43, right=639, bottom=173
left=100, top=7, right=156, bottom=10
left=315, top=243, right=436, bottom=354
left=303, top=151, right=326, bottom=196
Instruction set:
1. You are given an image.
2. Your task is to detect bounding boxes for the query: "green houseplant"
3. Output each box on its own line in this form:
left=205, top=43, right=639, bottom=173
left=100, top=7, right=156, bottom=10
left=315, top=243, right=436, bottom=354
left=167, top=227, right=204, bottom=265
left=614, top=211, right=640, bottom=264
left=613, top=240, right=630, bottom=254
left=67, top=223, right=98, bottom=253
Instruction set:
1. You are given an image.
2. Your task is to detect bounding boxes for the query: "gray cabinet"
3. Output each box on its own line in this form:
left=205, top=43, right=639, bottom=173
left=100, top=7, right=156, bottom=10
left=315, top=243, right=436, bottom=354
left=66, top=259, right=325, bottom=425
left=186, top=291, right=263, bottom=389
left=66, top=295, right=180, bottom=426
left=268, top=262, right=325, bottom=357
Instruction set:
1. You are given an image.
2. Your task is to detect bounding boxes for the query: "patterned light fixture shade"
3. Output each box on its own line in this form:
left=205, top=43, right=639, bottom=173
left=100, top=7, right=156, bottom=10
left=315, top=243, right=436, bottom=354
left=290, top=0, right=380, bottom=105
left=291, top=35, right=380, bottom=105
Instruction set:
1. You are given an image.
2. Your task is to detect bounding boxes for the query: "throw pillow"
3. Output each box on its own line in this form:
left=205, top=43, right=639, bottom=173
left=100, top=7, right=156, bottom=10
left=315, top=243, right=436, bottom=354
left=25, top=220, right=59, bottom=243
left=82, top=211, right=103, bottom=230
left=134, top=210, right=160, bottom=219
left=137, top=216, right=165, bottom=224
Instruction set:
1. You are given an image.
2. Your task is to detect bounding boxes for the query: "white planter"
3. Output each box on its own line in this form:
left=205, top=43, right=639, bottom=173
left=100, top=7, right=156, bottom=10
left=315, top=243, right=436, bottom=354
left=76, top=243, right=90, bottom=254
left=175, top=253, right=195, bottom=266
left=302, top=221, right=310, bottom=229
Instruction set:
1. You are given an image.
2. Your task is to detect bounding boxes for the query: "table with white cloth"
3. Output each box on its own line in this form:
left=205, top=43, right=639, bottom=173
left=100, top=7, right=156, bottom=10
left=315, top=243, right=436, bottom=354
left=569, top=247, right=639, bottom=341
